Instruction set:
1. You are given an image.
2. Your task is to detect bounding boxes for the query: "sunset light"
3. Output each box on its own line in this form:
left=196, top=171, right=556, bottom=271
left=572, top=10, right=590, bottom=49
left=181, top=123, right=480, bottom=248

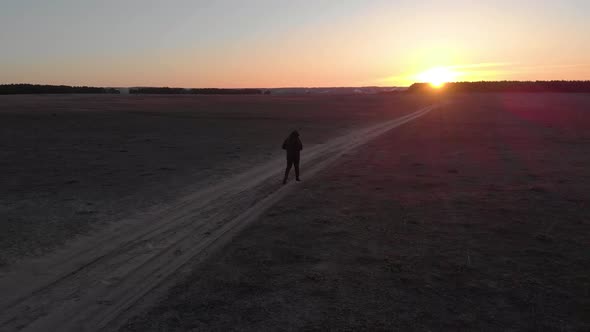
left=2, top=2, right=589, bottom=87
left=417, top=67, right=459, bottom=88
left=2, top=1, right=590, bottom=330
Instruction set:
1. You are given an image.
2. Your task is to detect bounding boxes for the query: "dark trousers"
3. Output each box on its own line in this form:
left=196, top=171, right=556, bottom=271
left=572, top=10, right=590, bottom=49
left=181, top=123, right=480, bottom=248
left=284, top=156, right=300, bottom=181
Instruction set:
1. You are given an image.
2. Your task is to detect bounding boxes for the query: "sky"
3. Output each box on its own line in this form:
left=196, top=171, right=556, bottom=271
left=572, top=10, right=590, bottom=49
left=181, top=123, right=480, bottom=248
left=1, top=0, right=589, bottom=87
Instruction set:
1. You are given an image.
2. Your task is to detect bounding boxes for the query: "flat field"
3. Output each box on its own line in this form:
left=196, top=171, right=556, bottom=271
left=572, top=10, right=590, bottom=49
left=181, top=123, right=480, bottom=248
left=0, top=94, right=427, bottom=266
left=121, top=93, right=590, bottom=331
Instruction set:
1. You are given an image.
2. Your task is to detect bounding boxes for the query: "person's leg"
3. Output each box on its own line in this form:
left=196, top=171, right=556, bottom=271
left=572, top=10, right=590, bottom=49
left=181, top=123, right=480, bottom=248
left=294, top=157, right=300, bottom=180
left=283, top=159, right=293, bottom=184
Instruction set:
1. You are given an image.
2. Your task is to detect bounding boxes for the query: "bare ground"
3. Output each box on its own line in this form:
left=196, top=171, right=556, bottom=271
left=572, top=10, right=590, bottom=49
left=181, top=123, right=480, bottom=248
left=122, top=93, right=590, bottom=331
left=0, top=94, right=427, bottom=266
left=0, top=95, right=433, bottom=331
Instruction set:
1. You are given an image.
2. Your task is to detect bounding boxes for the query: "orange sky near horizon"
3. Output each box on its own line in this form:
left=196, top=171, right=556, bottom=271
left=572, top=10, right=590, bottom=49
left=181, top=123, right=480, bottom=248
left=1, top=1, right=589, bottom=87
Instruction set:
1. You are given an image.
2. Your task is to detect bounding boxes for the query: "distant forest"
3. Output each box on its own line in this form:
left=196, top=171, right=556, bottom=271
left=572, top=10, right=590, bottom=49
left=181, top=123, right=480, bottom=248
left=0, top=85, right=269, bottom=95
left=408, top=81, right=590, bottom=93
left=0, top=84, right=119, bottom=95
left=4, top=81, right=590, bottom=95
left=129, top=87, right=268, bottom=95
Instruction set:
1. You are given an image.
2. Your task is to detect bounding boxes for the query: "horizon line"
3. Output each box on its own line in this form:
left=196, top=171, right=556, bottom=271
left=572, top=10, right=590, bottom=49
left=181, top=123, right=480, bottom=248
left=3, top=80, right=590, bottom=90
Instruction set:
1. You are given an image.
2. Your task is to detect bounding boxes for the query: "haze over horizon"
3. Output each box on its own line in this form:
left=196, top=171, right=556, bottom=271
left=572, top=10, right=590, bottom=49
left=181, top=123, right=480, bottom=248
left=1, top=0, right=589, bottom=88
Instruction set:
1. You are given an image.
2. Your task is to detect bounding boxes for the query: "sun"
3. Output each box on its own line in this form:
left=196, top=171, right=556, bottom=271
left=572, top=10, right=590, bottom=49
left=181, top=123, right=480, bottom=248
left=417, top=67, right=458, bottom=88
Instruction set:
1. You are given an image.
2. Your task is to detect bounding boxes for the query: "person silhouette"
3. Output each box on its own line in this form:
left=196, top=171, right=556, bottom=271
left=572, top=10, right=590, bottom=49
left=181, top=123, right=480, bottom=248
left=282, top=130, right=303, bottom=184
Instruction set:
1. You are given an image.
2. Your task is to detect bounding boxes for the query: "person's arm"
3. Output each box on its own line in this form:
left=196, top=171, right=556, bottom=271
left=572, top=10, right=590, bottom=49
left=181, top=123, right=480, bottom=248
left=282, top=139, right=287, bottom=150
left=297, top=138, right=303, bottom=151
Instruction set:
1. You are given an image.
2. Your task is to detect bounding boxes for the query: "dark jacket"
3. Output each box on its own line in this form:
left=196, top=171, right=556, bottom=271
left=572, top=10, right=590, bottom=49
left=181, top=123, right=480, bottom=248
left=282, top=132, right=302, bottom=159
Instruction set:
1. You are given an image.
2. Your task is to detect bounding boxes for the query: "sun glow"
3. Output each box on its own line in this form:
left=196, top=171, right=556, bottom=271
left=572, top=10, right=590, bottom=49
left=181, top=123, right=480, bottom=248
left=417, top=67, right=459, bottom=88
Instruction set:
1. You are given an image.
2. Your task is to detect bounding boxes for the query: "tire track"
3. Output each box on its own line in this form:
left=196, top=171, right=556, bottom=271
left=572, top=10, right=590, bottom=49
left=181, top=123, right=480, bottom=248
left=0, top=105, right=435, bottom=332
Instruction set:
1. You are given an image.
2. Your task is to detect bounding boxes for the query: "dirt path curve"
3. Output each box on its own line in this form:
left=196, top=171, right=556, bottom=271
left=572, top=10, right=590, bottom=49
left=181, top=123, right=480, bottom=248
left=0, top=105, right=435, bottom=332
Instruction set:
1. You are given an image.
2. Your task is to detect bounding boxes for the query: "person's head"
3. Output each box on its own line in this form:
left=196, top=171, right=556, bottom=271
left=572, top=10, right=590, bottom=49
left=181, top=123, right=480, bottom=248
left=290, top=130, right=299, bottom=138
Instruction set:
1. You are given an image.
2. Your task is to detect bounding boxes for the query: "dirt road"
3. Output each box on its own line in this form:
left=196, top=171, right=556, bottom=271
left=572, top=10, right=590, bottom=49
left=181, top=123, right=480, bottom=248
left=0, top=105, right=434, bottom=331
left=122, top=94, right=590, bottom=331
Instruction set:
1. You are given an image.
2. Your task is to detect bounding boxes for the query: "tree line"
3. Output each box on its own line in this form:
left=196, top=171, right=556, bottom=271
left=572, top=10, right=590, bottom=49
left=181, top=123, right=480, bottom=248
left=0, top=84, right=269, bottom=95
left=0, top=84, right=119, bottom=95
left=129, top=87, right=269, bottom=95
left=408, top=81, right=590, bottom=93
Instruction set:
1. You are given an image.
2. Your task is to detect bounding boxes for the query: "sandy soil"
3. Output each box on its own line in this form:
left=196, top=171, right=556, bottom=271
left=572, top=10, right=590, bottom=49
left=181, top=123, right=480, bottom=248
left=0, top=94, right=427, bottom=266
left=122, top=93, right=590, bottom=331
